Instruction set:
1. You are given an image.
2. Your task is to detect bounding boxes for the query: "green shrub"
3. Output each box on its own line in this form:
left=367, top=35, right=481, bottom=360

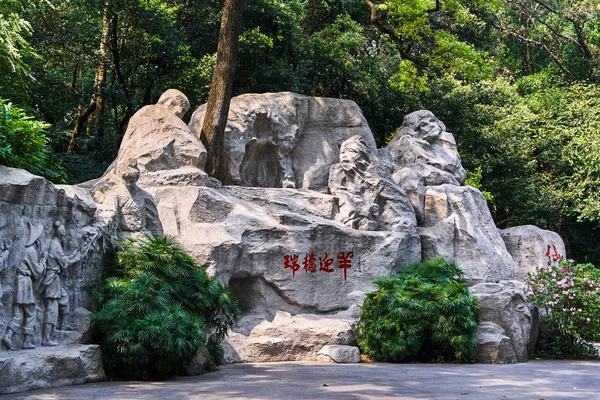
left=356, top=257, right=480, bottom=363
left=526, top=260, right=600, bottom=359
left=92, top=236, right=239, bottom=380
left=0, top=99, right=66, bottom=182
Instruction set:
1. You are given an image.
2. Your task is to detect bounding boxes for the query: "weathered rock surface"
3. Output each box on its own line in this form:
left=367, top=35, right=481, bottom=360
left=385, top=110, right=467, bottom=185
left=470, top=280, right=533, bottom=363
left=1, top=89, right=570, bottom=382
left=146, top=185, right=421, bottom=316
left=500, top=225, right=566, bottom=281
left=317, top=345, right=361, bottom=363
left=328, top=135, right=417, bottom=232
left=0, top=344, right=105, bottom=394
left=224, top=312, right=356, bottom=363
left=419, top=185, right=515, bottom=284
left=475, top=322, right=518, bottom=363
left=94, top=91, right=209, bottom=198
left=184, top=346, right=215, bottom=376
left=0, top=166, right=109, bottom=351
left=157, top=88, right=191, bottom=119
left=189, top=92, right=378, bottom=191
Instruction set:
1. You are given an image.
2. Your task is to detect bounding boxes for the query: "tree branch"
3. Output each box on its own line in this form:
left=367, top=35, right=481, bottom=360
left=494, top=23, right=577, bottom=80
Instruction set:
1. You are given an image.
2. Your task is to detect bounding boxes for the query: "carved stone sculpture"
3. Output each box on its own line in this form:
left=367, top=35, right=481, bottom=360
left=0, top=239, right=11, bottom=331
left=41, top=221, right=78, bottom=346
left=328, top=135, right=416, bottom=233
left=112, top=165, right=163, bottom=237
left=386, top=110, right=467, bottom=184
left=2, top=223, right=44, bottom=350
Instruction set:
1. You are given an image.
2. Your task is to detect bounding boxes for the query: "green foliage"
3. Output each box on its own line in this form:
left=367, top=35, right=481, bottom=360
left=92, top=236, right=239, bottom=380
left=356, top=257, right=480, bottom=363
left=526, top=261, right=600, bottom=343
left=534, top=335, right=599, bottom=360
left=0, top=98, right=66, bottom=181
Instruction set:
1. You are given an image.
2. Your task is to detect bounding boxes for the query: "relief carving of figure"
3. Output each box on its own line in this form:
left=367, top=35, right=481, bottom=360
left=0, top=239, right=12, bottom=332
left=329, top=135, right=416, bottom=232
left=113, top=164, right=163, bottom=237
left=2, top=223, right=45, bottom=350
left=41, top=221, right=78, bottom=346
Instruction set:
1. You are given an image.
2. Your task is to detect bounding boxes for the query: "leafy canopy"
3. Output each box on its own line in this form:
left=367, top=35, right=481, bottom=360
left=0, top=98, right=66, bottom=181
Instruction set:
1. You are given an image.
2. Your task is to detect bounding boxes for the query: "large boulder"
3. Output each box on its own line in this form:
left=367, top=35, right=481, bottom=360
left=500, top=225, right=566, bottom=281
left=0, top=345, right=105, bottom=394
left=189, top=92, right=378, bottom=191
left=147, top=185, right=421, bottom=315
left=470, top=280, right=533, bottom=363
left=419, top=184, right=515, bottom=284
left=1, top=90, right=563, bottom=377
left=94, top=89, right=210, bottom=197
left=224, top=312, right=356, bottom=362
left=142, top=183, right=420, bottom=361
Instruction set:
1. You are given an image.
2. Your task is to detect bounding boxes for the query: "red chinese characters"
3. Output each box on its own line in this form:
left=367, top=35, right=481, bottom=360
left=546, top=245, right=561, bottom=263
left=303, top=253, right=317, bottom=273
left=284, top=254, right=301, bottom=278
left=319, top=252, right=335, bottom=273
left=283, top=251, right=354, bottom=280
left=337, top=251, right=354, bottom=281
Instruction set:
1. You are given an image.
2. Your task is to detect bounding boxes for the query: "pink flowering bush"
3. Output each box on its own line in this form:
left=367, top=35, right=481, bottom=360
left=526, top=261, right=600, bottom=357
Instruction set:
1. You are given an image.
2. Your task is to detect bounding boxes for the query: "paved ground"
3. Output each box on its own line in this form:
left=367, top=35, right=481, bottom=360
left=4, top=360, right=600, bottom=400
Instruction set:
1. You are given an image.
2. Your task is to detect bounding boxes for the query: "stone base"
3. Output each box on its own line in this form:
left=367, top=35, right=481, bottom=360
left=317, top=345, right=361, bottom=363
left=0, top=344, right=106, bottom=394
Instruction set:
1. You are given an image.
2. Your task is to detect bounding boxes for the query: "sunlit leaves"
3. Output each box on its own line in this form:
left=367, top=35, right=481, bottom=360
left=92, top=235, right=239, bottom=380
left=356, top=257, right=479, bottom=363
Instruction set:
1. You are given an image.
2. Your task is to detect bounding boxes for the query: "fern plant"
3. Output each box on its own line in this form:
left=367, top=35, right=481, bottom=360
left=92, top=236, right=239, bottom=380
left=356, top=257, right=479, bottom=363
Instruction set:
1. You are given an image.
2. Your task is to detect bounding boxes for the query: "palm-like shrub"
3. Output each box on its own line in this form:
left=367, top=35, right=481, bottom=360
left=92, top=236, right=239, bottom=380
left=356, top=257, right=479, bottom=363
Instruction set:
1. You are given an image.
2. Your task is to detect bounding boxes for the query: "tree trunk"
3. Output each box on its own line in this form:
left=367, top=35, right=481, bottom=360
left=68, top=102, right=96, bottom=153
left=201, top=0, right=245, bottom=179
left=94, top=1, right=110, bottom=146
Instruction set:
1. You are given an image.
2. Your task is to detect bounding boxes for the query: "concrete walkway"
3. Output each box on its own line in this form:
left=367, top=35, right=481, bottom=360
left=4, top=360, right=600, bottom=400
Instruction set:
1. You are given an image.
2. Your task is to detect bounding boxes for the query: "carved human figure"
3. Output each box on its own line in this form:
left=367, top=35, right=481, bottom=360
left=240, top=113, right=297, bottom=188
left=329, top=135, right=416, bottom=232
left=387, top=110, right=467, bottom=184
left=0, top=240, right=12, bottom=331
left=2, top=223, right=45, bottom=350
left=41, top=221, right=78, bottom=346
left=114, top=165, right=163, bottom=237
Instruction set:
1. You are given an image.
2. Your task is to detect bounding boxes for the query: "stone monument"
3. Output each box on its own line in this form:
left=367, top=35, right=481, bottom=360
left=0, top=90, right=569, bottom=393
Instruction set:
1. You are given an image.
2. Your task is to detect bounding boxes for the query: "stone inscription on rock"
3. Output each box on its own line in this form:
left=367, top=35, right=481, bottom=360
left=546, top=244, right=562, bottom=264
left=283, top=252, right=354, bottom=280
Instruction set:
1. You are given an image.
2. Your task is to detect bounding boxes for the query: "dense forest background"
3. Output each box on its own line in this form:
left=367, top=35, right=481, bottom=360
left=1, top=0, right=600, bottom=263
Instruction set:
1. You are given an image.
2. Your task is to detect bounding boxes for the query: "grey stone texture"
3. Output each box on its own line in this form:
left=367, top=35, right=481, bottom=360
left=317, top=345, right=361, bottom=363
left=470, top=280, right=533, bottom=363
left=0, top=90, right=571, bottom=394
left=157, top=89, right=190, bottom=119
left=385, top=110, right=467, bottom=185
left=0, top=344, right=105, bottom=394
left=0, top=166, right=109, bottom=352
left=419, top=184, right=515, bottom=285
left=188, top=92, right=378, bottom=191
left=500, top=224, right=566, bottom=281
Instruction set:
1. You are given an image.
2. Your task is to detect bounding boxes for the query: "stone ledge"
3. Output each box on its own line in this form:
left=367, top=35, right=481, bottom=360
left=0, top=344, right=106, bottom=395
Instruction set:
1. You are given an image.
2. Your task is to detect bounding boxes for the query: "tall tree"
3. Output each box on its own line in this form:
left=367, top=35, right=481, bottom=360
left=201, top=0, right=245, bottom=179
